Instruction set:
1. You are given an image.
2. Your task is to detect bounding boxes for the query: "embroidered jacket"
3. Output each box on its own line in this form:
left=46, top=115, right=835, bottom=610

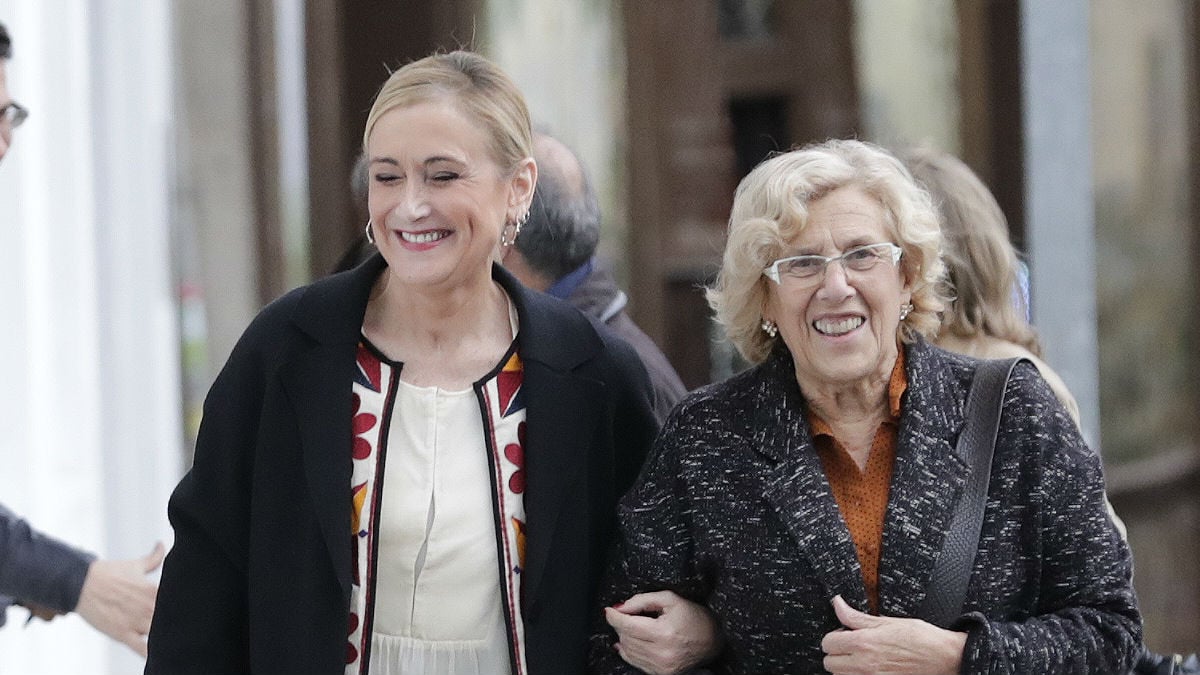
left=589, top=339, right=1141, bottom=674
left=346, top=343, right=532, bottom=674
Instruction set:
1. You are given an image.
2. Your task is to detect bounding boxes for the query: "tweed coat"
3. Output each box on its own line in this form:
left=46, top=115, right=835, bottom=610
left=145, top=254, right=659, bottom=674
left=589, top=339, right=1140, bottom=674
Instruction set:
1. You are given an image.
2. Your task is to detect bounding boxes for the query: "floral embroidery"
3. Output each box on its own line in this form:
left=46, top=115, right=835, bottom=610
left=346, top=340, right=529, bottom=675
left=504, top=422, right=527, bottom=494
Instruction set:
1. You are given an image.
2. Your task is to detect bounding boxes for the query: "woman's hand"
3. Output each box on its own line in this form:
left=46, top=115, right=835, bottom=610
left=821, top=595, right=966, bottom=675
left=604, top=590, right=722, bottom=675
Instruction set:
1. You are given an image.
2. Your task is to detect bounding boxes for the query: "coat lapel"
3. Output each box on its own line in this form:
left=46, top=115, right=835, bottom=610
left=503, top=272, right=606, bottom=610
left=280, top=255, right=385, bottom=596
left=877, top=341, right=971, bottom=617
left=272, top=259, right=618, bottom=612
left=751, top=342, right=974, bottom=616
left=751, top=349, right=870, bottom=609
left=519, top=362, right=601, bottom=607
left=283, top=344, right=357, bottom=594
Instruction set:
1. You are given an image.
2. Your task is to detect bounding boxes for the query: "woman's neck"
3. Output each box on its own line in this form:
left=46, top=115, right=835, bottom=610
left=363, top=269, right=512, bottom=365
left=795, top=345, right=901, bottom=460
left=802, top=377, right=890, bottom=430
left=801, top=376, right=890, bottom=471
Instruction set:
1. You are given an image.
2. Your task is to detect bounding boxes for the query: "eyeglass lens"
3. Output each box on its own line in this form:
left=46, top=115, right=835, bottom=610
left=2, top=103, right=29, bottom=128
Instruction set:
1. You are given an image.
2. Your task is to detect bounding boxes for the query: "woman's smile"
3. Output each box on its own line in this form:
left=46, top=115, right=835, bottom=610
left=812, top=314, right=865, bottom=337
left=397, top=228, right=452, bottom=249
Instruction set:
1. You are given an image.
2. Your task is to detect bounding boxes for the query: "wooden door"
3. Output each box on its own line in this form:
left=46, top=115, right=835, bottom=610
left=623, top=0, right=860, bottom=387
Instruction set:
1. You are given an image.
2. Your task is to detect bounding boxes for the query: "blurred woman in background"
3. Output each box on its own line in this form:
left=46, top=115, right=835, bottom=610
left=899, top=146, right=1080, bottom=423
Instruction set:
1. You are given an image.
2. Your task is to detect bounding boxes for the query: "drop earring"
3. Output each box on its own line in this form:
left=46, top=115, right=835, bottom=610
left=500, top=210, right=529, bottom=248
left=761, top=319, right=778, bottom=338
left=899, top=303, right=914, bottom=320
left=364, top=219, right=376, bottom=245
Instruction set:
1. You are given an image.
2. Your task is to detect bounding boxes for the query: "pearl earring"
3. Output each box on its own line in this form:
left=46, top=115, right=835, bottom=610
left=761, top=319, right=778, bottom=338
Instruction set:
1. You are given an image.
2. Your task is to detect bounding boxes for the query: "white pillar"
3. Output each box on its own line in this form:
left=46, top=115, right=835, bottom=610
left=89, top=2, right=182, bottom=670
left=1021, top=0, right=1101, bottom=448
left=0, top=1, right=179, bottom=673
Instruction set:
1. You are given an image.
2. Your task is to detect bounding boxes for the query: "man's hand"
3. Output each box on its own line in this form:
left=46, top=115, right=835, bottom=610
left=821, top=595, right=966, bottom=675
left=75, top=542, right=165, bottom=657
left=604, top=590, right=722, bottom=675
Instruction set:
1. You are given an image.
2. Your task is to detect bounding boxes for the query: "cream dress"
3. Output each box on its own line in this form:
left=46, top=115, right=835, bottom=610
left=366, top=380, right=512, bottom=675
left=346, top=301, right=526, bottom=675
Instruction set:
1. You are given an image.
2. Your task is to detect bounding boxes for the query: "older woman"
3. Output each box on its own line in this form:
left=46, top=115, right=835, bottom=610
left=590, top=139, right=1140, bottom=674
left=146, top=51, right=661, bottom=674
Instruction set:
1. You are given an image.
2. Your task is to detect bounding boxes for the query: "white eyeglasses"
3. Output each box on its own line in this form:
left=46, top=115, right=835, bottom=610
left=763, top=242, right=903, bottom=286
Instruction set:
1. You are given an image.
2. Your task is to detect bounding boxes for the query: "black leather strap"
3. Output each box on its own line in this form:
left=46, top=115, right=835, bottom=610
left=918, top=357, right=1025, bottom=628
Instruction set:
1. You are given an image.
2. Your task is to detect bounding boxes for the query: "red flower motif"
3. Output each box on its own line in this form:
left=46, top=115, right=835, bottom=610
left=351, top=393, right=377, bottom=460
left=505, top=422, right=527, bottom=494
left=345, top=612, right=360, bottom=664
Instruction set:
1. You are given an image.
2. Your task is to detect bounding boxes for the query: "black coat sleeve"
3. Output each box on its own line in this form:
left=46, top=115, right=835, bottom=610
left=0, top=502, right=95, bottom=617
left=144, top=315, right=274, bottom=673
left=600, top=327, right=661, bottom=499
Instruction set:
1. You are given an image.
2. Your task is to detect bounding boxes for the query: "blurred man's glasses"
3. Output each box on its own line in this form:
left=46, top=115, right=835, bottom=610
left=1, top=101, right=29, bottom=129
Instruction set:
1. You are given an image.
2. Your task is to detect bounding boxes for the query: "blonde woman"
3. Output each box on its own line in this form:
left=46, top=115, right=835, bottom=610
left=147, top=51, right=661, bottom=674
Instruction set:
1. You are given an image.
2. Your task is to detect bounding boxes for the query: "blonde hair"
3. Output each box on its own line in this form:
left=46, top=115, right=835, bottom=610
left=707, top=139, right=949, bottom=364
left=362, top=51, right=532, bottom=174
left=899, top=147, right=1042, bottom=356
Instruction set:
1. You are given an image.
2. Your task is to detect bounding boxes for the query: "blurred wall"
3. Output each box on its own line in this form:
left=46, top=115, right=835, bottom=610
left=854, top=0, right=959, bottom=154
left=1092, top=0, right=1200, bottom=653
left=486, top=0, right=630, bottom=278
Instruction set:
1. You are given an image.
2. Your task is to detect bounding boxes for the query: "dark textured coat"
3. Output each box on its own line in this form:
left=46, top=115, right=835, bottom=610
left=146, top=255, right=659, bottom=674
left=589, top=339, right=1140, bottom=674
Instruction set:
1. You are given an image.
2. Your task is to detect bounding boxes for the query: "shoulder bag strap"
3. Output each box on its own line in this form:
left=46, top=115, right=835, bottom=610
left=918, top=357, right=1025, bottom=628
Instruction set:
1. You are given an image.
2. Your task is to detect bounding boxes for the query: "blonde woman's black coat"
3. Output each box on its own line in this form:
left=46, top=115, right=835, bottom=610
left=146, top=255, right=658, bottom=674
left=590, top=340, right=1141, bottom=674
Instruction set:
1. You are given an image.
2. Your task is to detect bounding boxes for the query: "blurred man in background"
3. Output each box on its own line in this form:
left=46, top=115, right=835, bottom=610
left=502, top=132, right=688, bottom=422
